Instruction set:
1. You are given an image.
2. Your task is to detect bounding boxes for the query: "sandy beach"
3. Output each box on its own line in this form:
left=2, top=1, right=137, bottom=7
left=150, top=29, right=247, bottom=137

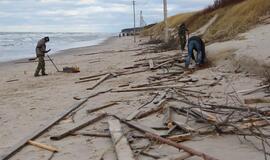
left=0, top=23, right=270, bottom=160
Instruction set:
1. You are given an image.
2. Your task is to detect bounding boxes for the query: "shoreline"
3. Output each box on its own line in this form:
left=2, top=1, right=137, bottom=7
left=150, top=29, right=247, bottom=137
left=0, top=36, right=116, bottom=67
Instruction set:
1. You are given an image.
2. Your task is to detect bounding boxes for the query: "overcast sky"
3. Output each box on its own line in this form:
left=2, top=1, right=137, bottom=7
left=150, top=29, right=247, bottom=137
left=0, top=0, right=214, bottom=32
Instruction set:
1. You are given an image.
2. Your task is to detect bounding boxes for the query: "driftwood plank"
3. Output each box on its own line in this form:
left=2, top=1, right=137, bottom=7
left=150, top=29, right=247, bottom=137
left=75, top=77, right=100, bottom=84
left=126, top=110, right=141, bottom=121
left=6, top=79, right=19, bottom=83
left=244, top=98, right=270, bottom=104
left=79, top=72, right=108, bottom=80
left=87, top=102, right=118, bottom=114
left=71, top=132, right=111, bottom=138
left=117, top=119, right=163, bottom=136
left=162, top=107, right=173, bottom=125
left=108, top=119, right=135, bottom=160
left=51, top=113, right=107, bottom=140
left=112, top=84, right=185, bottom=92
left=167, top=133, right=192, bottom=142
left=237, top=84, right=270, bottom=95
left=172, top=121, right=195, bottom=133
left=136, top=99, right=167, bottom=119
left=191, top=108, right=218, bottom=122
left=87, top=73, right=112, bottom=90
left=149, top=59, right=154, bottom=69
left=153, top=60, right=174, bottom=69
left=158, top=152, right=193, bottom=160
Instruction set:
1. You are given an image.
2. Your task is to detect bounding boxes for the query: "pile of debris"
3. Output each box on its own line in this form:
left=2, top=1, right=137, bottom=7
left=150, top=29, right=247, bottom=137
left=2, top=43, right=270, bottom=160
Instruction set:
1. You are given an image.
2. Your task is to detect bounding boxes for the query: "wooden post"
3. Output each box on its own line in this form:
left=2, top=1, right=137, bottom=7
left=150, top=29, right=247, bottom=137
left=163, top=0, right=168, bottom=43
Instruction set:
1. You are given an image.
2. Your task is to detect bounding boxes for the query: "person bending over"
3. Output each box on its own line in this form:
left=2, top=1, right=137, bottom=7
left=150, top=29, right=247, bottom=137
left=185, top=36, right=206, bottom=68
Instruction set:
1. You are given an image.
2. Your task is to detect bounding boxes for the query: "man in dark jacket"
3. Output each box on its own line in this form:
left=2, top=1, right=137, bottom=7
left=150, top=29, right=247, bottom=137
left=185, top=36, right=206, bottom=68
left=34, top=37, right=51, bottom=77
left=178, top=23, right=189, bottom=51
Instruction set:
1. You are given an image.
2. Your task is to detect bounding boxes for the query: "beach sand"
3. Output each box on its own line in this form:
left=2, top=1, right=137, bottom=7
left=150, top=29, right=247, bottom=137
left=0, top=24, right=269, bottom=159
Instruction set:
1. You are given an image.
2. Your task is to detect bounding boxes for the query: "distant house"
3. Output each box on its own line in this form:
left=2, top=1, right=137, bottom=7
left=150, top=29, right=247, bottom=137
left=120, top=27, right=142, bottom=37
left=119, top=23, right=157, bottom=37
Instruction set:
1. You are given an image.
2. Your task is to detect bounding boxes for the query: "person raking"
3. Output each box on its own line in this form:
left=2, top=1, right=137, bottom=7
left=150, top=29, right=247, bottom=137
left=34, top=37, right=51, bottom=77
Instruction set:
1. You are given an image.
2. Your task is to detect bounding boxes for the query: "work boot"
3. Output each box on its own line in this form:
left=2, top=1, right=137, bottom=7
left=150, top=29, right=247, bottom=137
left=34, top=74, right=40, bottom=77
left=42, top=73, right=48, bottom=76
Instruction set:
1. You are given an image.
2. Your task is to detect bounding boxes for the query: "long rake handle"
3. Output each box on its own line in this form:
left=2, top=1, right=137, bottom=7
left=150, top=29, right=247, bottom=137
left=47, top=55, right=60, bottom=72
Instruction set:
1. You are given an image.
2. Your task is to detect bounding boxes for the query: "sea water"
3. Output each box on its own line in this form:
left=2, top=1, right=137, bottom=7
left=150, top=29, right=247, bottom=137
left=0, top=32, right=111, bottom=62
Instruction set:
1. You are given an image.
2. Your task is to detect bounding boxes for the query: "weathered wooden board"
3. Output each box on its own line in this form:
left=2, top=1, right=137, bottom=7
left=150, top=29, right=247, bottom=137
left=108, top=119, right=135, bottom=160
left=87, top=73, right=112, bottom=90
left=51, top=113, right=107, bottom=140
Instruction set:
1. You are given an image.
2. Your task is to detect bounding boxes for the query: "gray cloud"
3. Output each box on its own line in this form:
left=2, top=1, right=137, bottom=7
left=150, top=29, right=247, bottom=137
left=0, top=0, right=213, bottom=32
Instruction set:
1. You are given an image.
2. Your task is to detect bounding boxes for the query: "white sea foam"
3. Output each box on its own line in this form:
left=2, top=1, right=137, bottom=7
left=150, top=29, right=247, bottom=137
left=0, top=32, right=112, bottom=62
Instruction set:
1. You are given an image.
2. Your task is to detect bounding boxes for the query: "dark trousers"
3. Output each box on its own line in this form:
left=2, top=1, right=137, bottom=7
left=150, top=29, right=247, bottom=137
left=185, top=40, right=204, bottom=68
left=179, top=35, right=186, bottom=51
left=35, top=56, right=45, bottom=75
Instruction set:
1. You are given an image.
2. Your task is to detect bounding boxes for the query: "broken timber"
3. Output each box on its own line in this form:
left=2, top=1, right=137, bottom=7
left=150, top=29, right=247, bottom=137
left=158, top=152, right=192, bottom=160
left=87, top=102, right=118, bottom=114
left=71, top=132, right=111, bottom=138
left=145, top=133, right=219, bottom=160
left=51, top=113, right=107, bottom=140
left=108, top=119, right=135, bottom=160
left=87, top=73, right=112, bottom=90
left=0, top=90, right=109, bottom=160
left=153, top=60, right=174, bottom=70
left=136, top=99, right=167, bottom=119
left=237, top=84, right=270, bottom=95
left=79, top=72, right=108, bottom=80
left=75, top=77, right=100, bottom=84
left=149, top=59, right=154, bottom=69
left=114, top=116, right=162, bottom=136
left=112, top=84, right=185, bottom=92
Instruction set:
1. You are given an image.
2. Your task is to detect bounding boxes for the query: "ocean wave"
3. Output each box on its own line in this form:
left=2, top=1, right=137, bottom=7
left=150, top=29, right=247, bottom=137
left=0, top=32, right=112, bottom=62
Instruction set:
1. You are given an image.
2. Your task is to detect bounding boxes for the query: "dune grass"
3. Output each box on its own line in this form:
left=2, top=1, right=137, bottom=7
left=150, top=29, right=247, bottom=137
left=141, top=13, right=193, bottom=37
left=142, top=0, right=270, bottom=42
left=205, top=0, right=270, bottom=41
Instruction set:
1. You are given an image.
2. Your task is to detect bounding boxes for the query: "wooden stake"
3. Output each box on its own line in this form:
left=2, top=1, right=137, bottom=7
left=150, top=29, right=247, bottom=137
left=28, top=140, right=59, bottom=152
